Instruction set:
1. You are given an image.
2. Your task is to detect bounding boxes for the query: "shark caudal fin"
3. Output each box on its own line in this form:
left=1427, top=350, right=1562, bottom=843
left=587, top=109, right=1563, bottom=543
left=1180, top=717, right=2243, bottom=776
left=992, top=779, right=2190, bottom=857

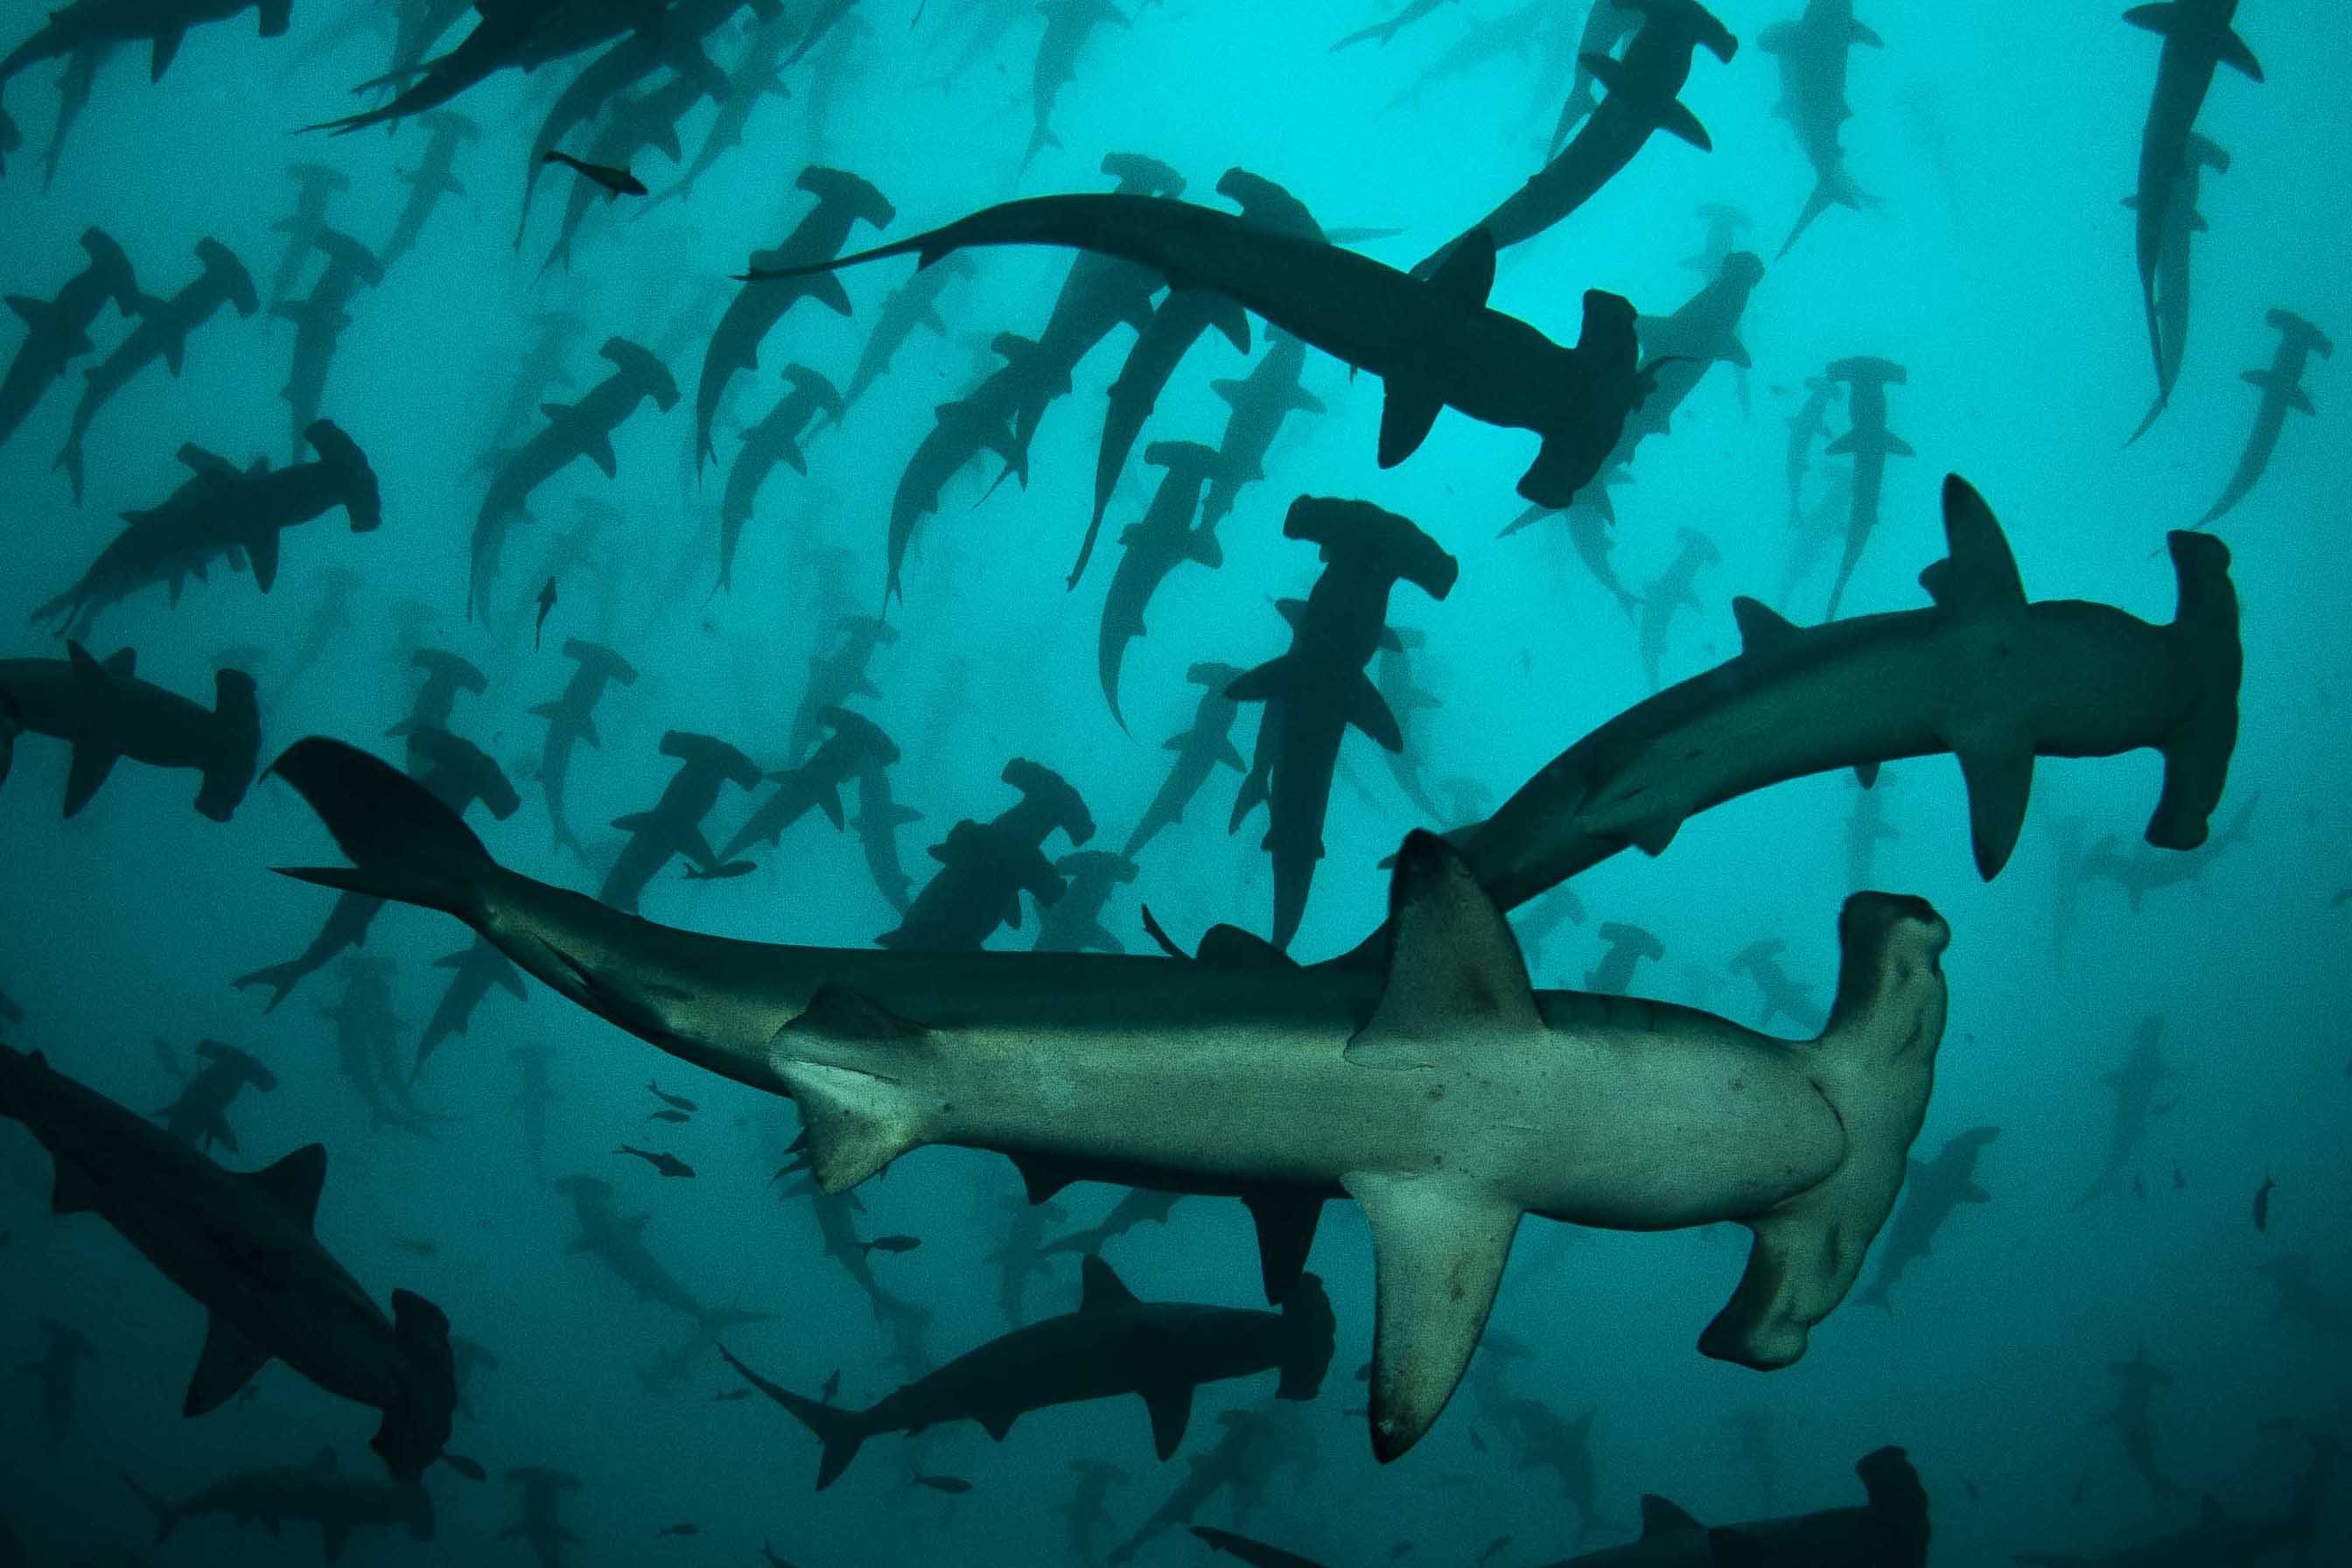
left=770, top=986, right=937, bottom=1191
left=2146, top=531, right=2242, bottom=852
left=717, top=1343, right=868, bottom=1490
left=1698, top=894, right=1950, bottom=1371
left=1274, top=1274, right=1338, bottom=1401
left=265, top=738, right=495, bottom=920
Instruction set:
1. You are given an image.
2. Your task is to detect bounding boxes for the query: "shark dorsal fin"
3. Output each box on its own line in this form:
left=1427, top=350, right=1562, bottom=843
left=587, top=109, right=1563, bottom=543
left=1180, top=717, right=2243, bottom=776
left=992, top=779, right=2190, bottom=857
left=1198, top=924, right=1295, bottom=969
left=1348, top=832, right=1541, bottom=1070
left=1923, top=477, right=2026, bottom=617
left=250, top=1143, right=328, bottom=1230
left=1640, top=1494, right=1704, bottom=1536
left=1079, top=1255, right=1139, bottom=1313
left=1730, top=597, right=1801, bottom=655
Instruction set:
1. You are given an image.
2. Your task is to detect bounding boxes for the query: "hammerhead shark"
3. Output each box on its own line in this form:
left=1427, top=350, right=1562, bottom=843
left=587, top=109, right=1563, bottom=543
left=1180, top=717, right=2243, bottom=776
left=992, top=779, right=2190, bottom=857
left=473, top=336, right=677, bottom=619
left=0, top=643, right=259, bottom=821
left=1549, top=2, right=1643, bottom=152
left=0, top=0, right=287, bottom=94
left=1635, top=527, right=1720, bottom=689
left=792, top=615, right=897, bottom=762
left=838, top=252, right=976, bottom=410
left=880, top=758, right=1096, bottom=950
left=124, top=1446, right=437, bottom=1560
left=1783, top=373, right=1837, bottom=531
left=153, top=1037, right=276, bottom=1153
left=0, top=227, right=140, bottom=453
left=379, top=111, right=480, bottom=271
left=508, top=1045, right=558, bottom=1183
left=650, top=7, right=798, bottom=209
left=274, top=228, right=383, bottom=462
left=31, top=38, right=110, bottom=191
left=1729, top=936, right=1827, bottom=1034
left=1033, top=851, right=1141, bottom=954
left=1045, top=1186, right=1185, bottom=1263
left=2082, top=790, right=2253, bottom=909
left=2124, top=133, right=2229, bottom=444
left=850, top=759, right=924, bottom=915
left=23, top=1316, right=96, bottom=1446
left=722, top=707, right=899, bottom=864
left=1372, top=626, right=1446, bottom=819
left=500, top=1465, right=584, bottom=1568
left=599, top=731, right=762, bottom=913
left=2073, top=1017, right=2172, bottom=1209
left=2192, top=308, right=2329, bottom=529
left=260, top=739, right=1956, bottom=1463
left=718, top=362, right=844, bottom=592
left=529, top=639, right=640, bottom=859
left=2015, top=1437, right=2336, bottom=1568
left=1585, top=922, right=1663, bottom=995
left=1545, top=1446, right=1928, bottom=1565
left=1023, top=0, right=1128, bottom=168
left=722, top=1256, right=1334, bottom=1488
left=1852, top=1124, right=1997, bottom=1311
left=35, top=419, right=381, bottom=640
left=742, top=193, right=1644, bottom=514
left=1200, top=328, right=1324, bottom=530
left=1332, top=0, right=1460, bottom=53
left=551, top=1173, right=768, bottom=1336
left=306, top=0, right=655, bottom=135
left=1419, top=476, right=2240, bottom=947
left=1760, top=0, right=1881, bottom=257
left=266, top=163, right=348, bottom=313
left=388, top=649, right=488, bottom=750
left=1228, top=497, right=1460, bottom=950
left=2100, top=1344, right=2178, bottom=1499
left=1063, top=1459, right=1133, bottom=1562
left=1124, top=661, right=1250, bottom=859
left=55, top=236, right=256, bottom=500
left=2128, top=0, right=2262, bottom=418
left=1819, top=355, right=1910, bottom=619
left=1098, top=443, right=1229, bottom=729
left=695, top=165, right=893, bottom=472
left=482, top=311, right=592, bottom=462
left=314, top=956, right=444, bottom=1138
left=0, top=1044, right=459, bottom=1478
left=415, top=937, right=528, bottom=1080
left=1421, top=0, right=1739, bottom=273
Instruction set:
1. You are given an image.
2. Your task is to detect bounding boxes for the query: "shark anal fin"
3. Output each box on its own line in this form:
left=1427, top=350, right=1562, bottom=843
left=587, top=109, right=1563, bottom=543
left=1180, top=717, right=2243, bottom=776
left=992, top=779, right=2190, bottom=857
left=186, top=1315, right=273, bottom=1416
left=1345, top=1170, right=1522, bottom=1462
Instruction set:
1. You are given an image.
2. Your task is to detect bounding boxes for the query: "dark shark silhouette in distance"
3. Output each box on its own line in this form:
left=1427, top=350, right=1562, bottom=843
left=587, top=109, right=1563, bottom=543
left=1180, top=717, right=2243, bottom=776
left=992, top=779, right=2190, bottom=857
left=57, top=235, right=259, bottom=503
left=2074, top=1018, right=2172, bottom=1209
left=2098, top=1344, right=2177, bottom=1499
left=718, top=362, right=844, bottom=593
left=1124, top=661, right=1250, bottom=859
left=0, top=643, right=259, bottom=821
left=378, top=112, right=480, bottom=271
left=2124, top=132, right=2229, bottom=444
left=0, top=227, right=140, bottom=454
left=1852, top=1124, right=1997, bottom=1311
left=718, top=1255, right=1334, bottom=1488
left=500, top=1465, right=582, bottom=1568
left=880, top=758, right=1096, bottom=951
left=1192, top=1525, right=1330, bottom=1568
left=2192, top=309, right=2329, bottom=529
left=472, top=336, right=677, bottom=619
left=1097, top=442, right=1230, bottom=729
left=1032, top=850, right=1141, bottom=954
left=1819, top=355, right=1911, bottom=619
left=1109, top=1408, right=1304, bottom=1563
left=695, top=165, right=894, bottom=472
left=31, top=35, right=110, bottom=192
left=273, top=228, right=384, bottom=463
left=36, top=419, right=381, bottom=640
left=415, top=937, right=528, bottom=1080
left=2127, top=0, right=2262, bottom=420
left=0, top=0, right=289, bottom=97
left=1549, top=2, right=1642, bottom=153
left=23, top=1315, right=96, bottom=1446
left=599, top=732, right=763, bottom=913
left=552, top=1173, right=768, bottom=1336
left=1200, top=327, right=1324, bottom=531
left=0, top=1045, right=458, bottom=1478
left=741, top=194, right=1645, bottom=517
left=1417, top=476, right=2242, bottom=952
left=257, top=744, right=1956, bottom=1463
left=304, top=0, right=651, bottom=136
left=1585, top=922, right=1662, bottom=995
left=153, top=1038, right=276, bottom=1154
left=529, top=640, right=640, bottom=859
left=1760, top=0, right=1882, bottom=257
left=265, top=162, right=346, bottom=314
left=1420, top=0, right=1738, bottom=273
left=2082, top=790, right=2253, bottom=909
left=2014, top=1437, right=2334, bottom=1568
left=850, top=757, right=924, bottom=915
left=389, top=649, right=489, bottom=748
left=1226, top=497, right=1460, bottom=950
left=837, top=251, right=978, bottom=410
left=123, top=1445, right=436, bottom=1562
left=1023, top=0, right=1129, bottom=169
left=508, top=1045, right=558, bottom=1184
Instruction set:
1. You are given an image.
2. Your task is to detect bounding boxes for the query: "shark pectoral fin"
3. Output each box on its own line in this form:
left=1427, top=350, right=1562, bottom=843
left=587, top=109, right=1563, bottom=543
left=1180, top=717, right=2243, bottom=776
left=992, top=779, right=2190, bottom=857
left=1203, top=294, right=1251, bottom=354
left=2121, top=3, right=2179, bottom=34
left=162, top=337, right=186, bottom=374
left=1655, top=98, right=1712, bottom=151
left=248, top=1143, right=327, bottom=1230
left=319, top=1522, right=351, bottom=1564
left=151, top=29, right=186, bottom=80
left=1376, top=376, right=1446, bottom=466
left=1952, top=729, right=2035, bottom=878
left=1273, top=598, right=1308, bottom=630
left=1730, top=596, right=1802, bottom=655
left=62, top=741, right=121, bottom=819
left=773, top=986, right=934, bottom=1190
left=807, top=272, right=854, bottom=317
left=816, top=784, right=846, bottom=830
left=1215, top=739, right=1247, bottom=773
left=1347, top=674, right=1404, bottom=752
left=1961, top=1182, right=1991, bottom=1203
left=2285, top=386, right=2317, bottom=416
left=247, top=529, right=283, bottom=594
left=2217, top=27, right=2263, bottom=80
left=1855, top=761, right=1880, bottom=789
left=580, top=431, right=618, bottom=479
left=1881, top=433, right=1914, bottom=457
left=1640, top=1494, right=1704, bottom=1536
left=1138, top=1374, right=1194, bottom=1460
left=1224, top=654, right=1301, bottom=705
left=1242, top=1189, right=1324, bottom=1302
left=185, top=1315, right=273, bottom=1416
left=1080, top=1254, right=1141, bottom=1312
left=1346, top=1171, right=1522, bottom=1462
left=1851, top=20, right=1886, bottom=46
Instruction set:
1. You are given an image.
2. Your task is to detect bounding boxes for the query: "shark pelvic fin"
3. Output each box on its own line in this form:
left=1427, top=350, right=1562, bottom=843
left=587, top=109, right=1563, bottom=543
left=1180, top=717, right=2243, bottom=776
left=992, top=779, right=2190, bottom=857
left=1730, top=596, right=1802, bottom=655
left=1640, top=1494, right=1704, bottom=1536
left=1346, top=1169, right=1522, bottom=1462
left=1348, top=830, right=1542, bottom=1069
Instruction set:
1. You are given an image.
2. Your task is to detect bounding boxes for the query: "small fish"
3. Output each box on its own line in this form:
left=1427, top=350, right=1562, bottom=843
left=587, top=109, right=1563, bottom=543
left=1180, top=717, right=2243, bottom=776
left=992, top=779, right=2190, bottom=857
left=1962, top=1477, right=1981, bottom=1502
left=618, top=1145, right=696, bottom=1180
left=644, top=1109, right=692, bottom=1125
left=856, top=1234, right=920, bottom=1255
left=1467, top=1428, right=1485, bottom=1453
left=1475, top=1535, right=1512, bottom=1566
left=2131, top=1172, right=2146, bottom=1199
left=2171, top=1165, right=2185, bottom=1191
left=914, top=1474, right=972, bottom=1494
left=2070, top=1473, right=2088, bottom=1507
left=648, top=1082, right=698, bottom=1113
left=683, top=859, right=759, bottom=881
left=656, top=1521, right=700, bottom=1536
left=543, top=150, right=648, bottom=200
left=443, top=1452, right=487, bottom=1481
left=762, top=1545, right=800, bottom=1568
left=536, top=578, right=556, bottom=648
left=397, top=1237, right=439, bottom=1257
left=1388, top=1544, right=1415, bottom=1561
left=819, top=1369, right=840, bottom=1402
left=2255, top=1173, right=2277, bottom=1232
left=714, top=1388, right=752, bottom=1402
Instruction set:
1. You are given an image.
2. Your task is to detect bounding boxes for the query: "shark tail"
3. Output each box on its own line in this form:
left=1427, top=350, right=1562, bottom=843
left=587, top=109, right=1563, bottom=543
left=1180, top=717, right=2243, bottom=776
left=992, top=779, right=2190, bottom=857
left=1778, top=171, right=1862, bottom=259
left=266, top=738, right=495, bottom=920
left=2146, top=532, right=2241, bottom=853
left=119, top=1471, right=180, bottom=1542
left=1698, top=894, right=1950, bottom=1370
left=718, top=1345, right=868, bottom=1489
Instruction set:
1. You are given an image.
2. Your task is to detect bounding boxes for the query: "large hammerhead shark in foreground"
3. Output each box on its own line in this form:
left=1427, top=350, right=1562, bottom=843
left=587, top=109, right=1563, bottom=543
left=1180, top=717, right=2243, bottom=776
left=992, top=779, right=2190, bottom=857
left=262, top=738, right=1953, bottom=1462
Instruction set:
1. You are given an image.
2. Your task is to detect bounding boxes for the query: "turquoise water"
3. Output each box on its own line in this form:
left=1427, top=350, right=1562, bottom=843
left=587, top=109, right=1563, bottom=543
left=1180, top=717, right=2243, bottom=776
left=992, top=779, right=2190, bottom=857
left=0, top=2, right=2344, bottom=1564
